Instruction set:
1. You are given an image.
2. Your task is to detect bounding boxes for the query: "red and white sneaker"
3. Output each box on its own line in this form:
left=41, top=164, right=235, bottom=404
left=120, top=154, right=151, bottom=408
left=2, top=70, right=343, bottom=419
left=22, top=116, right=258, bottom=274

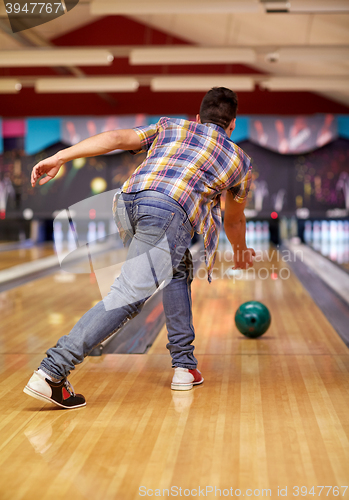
left=171, top=367, right=204, bottom=391
left=23, top=370, right=86, bottom=409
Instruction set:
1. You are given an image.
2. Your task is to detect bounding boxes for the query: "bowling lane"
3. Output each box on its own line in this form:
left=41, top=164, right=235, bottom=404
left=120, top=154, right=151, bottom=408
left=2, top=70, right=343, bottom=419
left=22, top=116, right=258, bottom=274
left=0, top=243, right=136, bottom=354
left=0, top=246, right=348, bottom=498
left=0, top=242, right=56, bottom=272
left=0, top=245, right=346, bottom=357
left=150, top=246, right=348, bottom=357
left=0, top=272, right=101, bottom=355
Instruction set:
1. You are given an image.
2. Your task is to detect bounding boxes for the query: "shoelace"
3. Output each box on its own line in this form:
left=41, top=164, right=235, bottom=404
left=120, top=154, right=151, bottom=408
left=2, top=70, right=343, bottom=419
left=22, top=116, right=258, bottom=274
left=63, top=379, right=76, bottom=396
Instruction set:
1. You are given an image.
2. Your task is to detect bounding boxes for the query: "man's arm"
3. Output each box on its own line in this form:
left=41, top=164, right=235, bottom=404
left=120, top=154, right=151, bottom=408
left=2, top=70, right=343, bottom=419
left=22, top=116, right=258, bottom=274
left=31, top=129, right=141, bottom=186
left=224, top=190, right=255, bottom=269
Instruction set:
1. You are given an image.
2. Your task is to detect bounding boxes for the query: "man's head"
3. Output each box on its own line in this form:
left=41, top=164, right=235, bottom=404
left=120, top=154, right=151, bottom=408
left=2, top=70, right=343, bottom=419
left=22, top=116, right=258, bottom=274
left=197, top=87, right=238, bottom=135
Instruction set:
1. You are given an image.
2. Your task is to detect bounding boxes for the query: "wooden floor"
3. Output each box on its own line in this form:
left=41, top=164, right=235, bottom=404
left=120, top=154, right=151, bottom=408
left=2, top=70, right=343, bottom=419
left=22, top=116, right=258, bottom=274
left=0, top=247, right=348, bottom=500
left=0, top=243, right=55, bottom=271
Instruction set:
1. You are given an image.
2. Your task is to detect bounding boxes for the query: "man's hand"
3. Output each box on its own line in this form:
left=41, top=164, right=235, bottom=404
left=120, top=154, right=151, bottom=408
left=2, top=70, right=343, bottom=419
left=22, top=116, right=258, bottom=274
left=31, top=154, right=63, bottom=187
left=233, top=247, right=256, bottom=270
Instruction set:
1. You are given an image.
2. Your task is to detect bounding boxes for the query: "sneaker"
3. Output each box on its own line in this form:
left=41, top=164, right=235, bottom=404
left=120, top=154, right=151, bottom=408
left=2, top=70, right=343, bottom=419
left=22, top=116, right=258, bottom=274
left=23, top=371, right=86, bottom=409
left=171, top=367, right=204, bottom=391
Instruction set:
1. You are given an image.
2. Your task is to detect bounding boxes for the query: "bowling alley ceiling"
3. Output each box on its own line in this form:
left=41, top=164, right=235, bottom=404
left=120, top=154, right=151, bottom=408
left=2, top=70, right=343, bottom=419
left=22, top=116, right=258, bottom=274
left=1, top=0, right=349, bottom=116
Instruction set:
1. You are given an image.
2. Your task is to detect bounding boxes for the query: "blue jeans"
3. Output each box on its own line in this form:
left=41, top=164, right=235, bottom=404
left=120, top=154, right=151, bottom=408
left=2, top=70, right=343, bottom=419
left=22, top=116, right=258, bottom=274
left=41, top=190, right=198, bottom=379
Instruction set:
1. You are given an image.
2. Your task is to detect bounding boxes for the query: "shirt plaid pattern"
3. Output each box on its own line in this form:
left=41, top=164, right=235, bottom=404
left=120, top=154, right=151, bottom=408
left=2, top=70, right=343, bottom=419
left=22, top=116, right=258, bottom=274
left=122, top=117, right=252, bottom=281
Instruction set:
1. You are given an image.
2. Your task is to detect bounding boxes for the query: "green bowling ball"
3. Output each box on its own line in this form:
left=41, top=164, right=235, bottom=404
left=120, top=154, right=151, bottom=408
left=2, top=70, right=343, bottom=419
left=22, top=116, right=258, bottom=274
left=235, top=301, right=271, bottom=338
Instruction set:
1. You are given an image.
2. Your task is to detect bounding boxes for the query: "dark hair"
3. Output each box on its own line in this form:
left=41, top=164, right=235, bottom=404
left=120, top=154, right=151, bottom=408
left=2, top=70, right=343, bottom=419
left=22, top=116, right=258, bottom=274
left=199, top=87, right=238, bottom=130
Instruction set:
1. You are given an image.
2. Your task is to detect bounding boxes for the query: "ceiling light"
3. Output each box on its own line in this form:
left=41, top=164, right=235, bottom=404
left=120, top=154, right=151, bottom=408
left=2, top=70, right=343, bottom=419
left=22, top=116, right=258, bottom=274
left=0, top=79, right=22, bottom=93
left=261, top=1, right=290, bottom=13
left=90, top=0, right=261, bottom=15
left=151, top=76, right=254, bottom=92
left=261, top=0, right=349, bottom=13
left=277, top=47, right=349, bottom=63
left=0, top=50, right=114, bottom=68
left=260, top=77, right=349, bottom=91
left=35, top=77, right=139, bottom=93
left=130, top=47, right=256, bottom=66
left=265, top=52, right=280, bottom=63
left=288, top=0, right=349, bottom=13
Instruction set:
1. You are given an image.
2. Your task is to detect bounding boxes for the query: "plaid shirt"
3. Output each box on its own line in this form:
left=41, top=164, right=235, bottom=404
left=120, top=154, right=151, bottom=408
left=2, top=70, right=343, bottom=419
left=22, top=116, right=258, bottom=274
left=121, top=117, right=252, bottom=282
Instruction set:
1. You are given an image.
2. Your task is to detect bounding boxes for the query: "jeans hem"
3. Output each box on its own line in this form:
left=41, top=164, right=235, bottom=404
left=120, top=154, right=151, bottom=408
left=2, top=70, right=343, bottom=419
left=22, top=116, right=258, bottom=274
left=172, top=363, right=197, bottom=370
left=39, top=363, right=64, bottom=380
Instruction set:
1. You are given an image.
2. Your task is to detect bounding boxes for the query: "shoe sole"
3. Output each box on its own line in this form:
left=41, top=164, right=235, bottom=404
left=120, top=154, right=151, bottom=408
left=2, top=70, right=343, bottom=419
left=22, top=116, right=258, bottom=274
left=171, top=378, right=204, bottom=391
left=23, top=386, right=86, bottom=409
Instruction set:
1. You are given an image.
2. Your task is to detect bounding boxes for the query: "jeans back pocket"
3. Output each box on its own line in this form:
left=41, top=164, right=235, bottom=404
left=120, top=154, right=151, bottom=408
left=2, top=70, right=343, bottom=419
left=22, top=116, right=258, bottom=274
left=135, top=205, right=175, bottom=246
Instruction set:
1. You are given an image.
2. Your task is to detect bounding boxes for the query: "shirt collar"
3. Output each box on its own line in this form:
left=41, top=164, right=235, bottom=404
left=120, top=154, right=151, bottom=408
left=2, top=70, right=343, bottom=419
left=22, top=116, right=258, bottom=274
left=205, top=122, right=230, bottom=139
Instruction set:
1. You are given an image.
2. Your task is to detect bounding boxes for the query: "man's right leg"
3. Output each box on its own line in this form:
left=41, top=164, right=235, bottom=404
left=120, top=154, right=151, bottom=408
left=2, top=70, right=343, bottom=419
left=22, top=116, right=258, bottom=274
left=163, top=249, right=204, bottom=391
left=40, top=297, right=146, bottom=380
left=24, top=226, right=167, bottom=408
left=24, top=285, right=148, bottom=409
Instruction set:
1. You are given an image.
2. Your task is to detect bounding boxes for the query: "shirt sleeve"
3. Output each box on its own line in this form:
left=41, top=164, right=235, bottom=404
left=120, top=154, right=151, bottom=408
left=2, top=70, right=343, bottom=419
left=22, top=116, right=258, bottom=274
left=228, top=162, right=253, bottom=203
left=129, top=118, right=168, bottom=155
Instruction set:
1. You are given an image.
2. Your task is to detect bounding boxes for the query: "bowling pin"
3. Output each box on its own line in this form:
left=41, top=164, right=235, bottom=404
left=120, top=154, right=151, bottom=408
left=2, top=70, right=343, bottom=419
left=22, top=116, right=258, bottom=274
left=329, top=239, right=338, bottom=262
left=248, top=221, right=255, bottom=246
left=321, top=220, right=329, bottom=243
left=262, top=221, right=270, bottom=242
left=343, top=220, right=348, bottom=243
left=320, top=238, right=330, bottom=257
left=245, top=229, right=250, bottom=248
left=245, top=222, right=251, bottom=247
left=304, top=221, right=312, bottom=244
left=97, top=221, right=106, bottom=242
left=220, top=226, right=228, bottom=252
left=279, top=218, right=288, bottom=241
left=53, top=221, right=63, bottom=254
left=337, top=241, right=345, bottom=264
left=313, top=221, right=321, bottom=251
left=290, top=217, right=298, bottom=239
left=87, top=222, right=97, bottom=244
left=218, top=226, right=224, bottom=250
left=344, top=227, right=349, bottom=262
left=108, top=219, right=117, bottom=243
left=53, top=221, right=63, bottom=239
left=330, top=220, right=338, bottom=241
left=255, top=221, right=263, bottom=251
left=67, top=223, right=77, bottom=252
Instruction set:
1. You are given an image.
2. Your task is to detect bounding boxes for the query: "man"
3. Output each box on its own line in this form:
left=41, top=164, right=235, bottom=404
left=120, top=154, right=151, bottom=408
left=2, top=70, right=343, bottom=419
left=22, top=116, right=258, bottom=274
left=24, top=87, right=255, bottom=409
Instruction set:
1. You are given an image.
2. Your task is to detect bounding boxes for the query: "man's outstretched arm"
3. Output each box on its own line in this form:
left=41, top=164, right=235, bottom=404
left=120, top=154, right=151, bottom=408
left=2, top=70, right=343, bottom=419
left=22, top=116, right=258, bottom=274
left=224, top=190, right=255, bottom=269
left=31, top=129, right=141, bottom=186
